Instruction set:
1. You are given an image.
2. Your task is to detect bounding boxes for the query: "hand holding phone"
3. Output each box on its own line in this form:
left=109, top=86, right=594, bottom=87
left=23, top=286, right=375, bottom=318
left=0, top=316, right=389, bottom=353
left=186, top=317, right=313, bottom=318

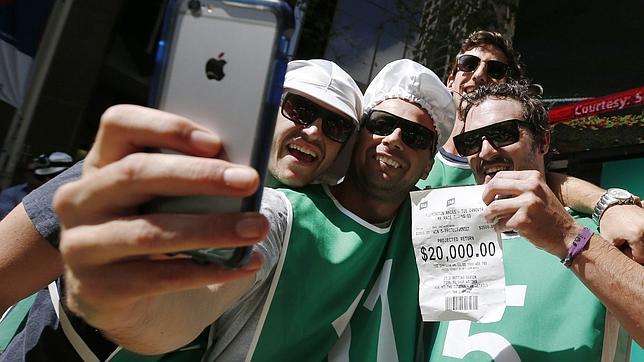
left=55, top=104, right=269, bottom=345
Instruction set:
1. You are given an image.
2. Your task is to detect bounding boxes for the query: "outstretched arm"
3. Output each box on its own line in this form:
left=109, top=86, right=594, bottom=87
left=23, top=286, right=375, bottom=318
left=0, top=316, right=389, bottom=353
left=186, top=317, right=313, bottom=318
left=547, top=172, right=643, bottom=263
left=568, top=232, right=643, bottom=344
left=484, top=171, right=644, bottom=344
left=0, top=204, right=63, bottom=313
left=546, top=172, right=603, bottom=214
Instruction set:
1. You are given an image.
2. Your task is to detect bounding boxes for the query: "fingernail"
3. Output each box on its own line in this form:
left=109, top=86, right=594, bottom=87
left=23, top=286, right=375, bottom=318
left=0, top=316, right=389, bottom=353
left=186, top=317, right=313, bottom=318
left=236, top=215, right=266, bottom=238
left=190, top=130, right=220, bottom=153
left=223, top=167, right=257, bottom=189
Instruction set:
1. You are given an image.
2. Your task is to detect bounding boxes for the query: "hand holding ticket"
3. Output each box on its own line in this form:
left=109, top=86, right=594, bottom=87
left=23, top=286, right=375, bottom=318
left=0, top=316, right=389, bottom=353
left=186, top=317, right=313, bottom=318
left=410, top=185, right=506, bottom=323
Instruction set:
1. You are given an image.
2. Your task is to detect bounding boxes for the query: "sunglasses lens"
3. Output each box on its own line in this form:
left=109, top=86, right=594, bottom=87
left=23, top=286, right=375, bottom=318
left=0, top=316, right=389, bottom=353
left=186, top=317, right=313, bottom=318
left=457, top=55, right=480, bottom=72
left=323, top=116, right=355, bottom=143
left=487, top=121, right=519, bottom=147
left=455, top=120, right=521, bottom=156
left=283, top=94, right=354, bottom=143
left=365, top=114, right=396, bottom=136
left=402, top=124, right=435, bottom=150
left=282, top=94, right=316, bottom=126
left=486, top=60, right=508, bottom=80
left=454, top=131, right=482, bottom=156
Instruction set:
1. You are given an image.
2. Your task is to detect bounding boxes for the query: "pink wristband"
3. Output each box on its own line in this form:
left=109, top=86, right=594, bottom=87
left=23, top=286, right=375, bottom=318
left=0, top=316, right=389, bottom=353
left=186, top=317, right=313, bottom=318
left=561, top=227, right=593, bottom=267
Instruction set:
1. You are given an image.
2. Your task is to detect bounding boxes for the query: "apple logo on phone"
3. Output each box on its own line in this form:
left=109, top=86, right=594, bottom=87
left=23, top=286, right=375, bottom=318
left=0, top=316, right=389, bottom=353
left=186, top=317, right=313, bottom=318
left=206, top=52, right=226, bottom=81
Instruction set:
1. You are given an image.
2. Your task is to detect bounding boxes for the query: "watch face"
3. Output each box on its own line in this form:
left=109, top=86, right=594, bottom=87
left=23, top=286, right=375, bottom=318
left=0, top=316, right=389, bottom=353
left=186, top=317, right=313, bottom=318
left=607, top=188, right=632, bottom=200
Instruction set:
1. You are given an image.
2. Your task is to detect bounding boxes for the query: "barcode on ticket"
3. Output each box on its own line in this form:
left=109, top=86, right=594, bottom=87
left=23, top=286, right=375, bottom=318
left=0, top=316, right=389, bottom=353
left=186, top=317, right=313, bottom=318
left=445, top=295, right=479, bottom=311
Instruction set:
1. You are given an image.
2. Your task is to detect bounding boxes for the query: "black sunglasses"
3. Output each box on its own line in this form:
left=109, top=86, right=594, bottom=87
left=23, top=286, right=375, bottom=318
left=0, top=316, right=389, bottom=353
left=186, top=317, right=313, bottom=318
left=363, top=110, right=437, bottom=151
left=281, top=93, right=356, bottom=143
left=453, top=119, right=534, bottom=156
left=456, top=54, right=509, bottom=80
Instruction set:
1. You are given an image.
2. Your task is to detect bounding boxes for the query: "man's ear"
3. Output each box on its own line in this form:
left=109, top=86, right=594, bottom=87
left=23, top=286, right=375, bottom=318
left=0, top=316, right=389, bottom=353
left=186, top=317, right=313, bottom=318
left=539, top=130, right=551, bottom=154
left=446, top=73, right=455, bottom=91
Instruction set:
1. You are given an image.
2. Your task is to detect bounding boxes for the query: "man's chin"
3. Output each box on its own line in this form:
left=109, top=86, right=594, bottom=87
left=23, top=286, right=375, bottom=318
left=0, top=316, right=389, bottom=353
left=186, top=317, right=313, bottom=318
left=287, top=166, right=322, bottom=186
left=277, top=174, right=310, bottom=187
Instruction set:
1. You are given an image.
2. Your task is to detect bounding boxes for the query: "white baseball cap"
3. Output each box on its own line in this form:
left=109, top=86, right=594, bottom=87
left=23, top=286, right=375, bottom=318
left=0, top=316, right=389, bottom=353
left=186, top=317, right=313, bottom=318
left=283, top=59, right=363, bottom=184
left=363, top=59, right=456, bottom=150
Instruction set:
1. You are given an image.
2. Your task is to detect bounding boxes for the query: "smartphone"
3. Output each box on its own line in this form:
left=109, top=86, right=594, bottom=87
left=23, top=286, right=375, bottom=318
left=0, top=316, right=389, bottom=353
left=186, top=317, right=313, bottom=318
left=146, top=0, right=293, bottom=267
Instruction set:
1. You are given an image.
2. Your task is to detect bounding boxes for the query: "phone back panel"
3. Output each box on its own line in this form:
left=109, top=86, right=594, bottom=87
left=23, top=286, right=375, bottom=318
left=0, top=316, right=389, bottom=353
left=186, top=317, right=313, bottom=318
left=150, top=0, right=289, bottom=214
left=159, top=2, right=277, bottom=165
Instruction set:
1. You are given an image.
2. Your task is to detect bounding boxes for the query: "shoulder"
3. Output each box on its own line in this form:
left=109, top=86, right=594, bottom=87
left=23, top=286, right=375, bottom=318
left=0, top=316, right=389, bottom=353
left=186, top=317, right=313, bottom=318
left=260, top=187, right=291, bottom=223
left=254, top=188, right=292, bottom=283
left=275, top=184, right=323, bottom=199
left=23, top=160, right=83, bottom=210
left=436, top=148, right=470, bottom=170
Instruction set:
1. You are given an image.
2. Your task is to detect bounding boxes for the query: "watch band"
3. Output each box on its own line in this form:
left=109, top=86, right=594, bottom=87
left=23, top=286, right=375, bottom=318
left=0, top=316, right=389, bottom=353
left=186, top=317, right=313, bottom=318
left=591, top=188, right=636, bottom=225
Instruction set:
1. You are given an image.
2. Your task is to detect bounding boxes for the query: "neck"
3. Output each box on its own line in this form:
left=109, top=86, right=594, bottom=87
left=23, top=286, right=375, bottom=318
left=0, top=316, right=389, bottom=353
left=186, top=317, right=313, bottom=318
left=265, top=172, right=284, bottom=188
left=442, top=138, right=457, bottom=155
left=329, top=178, right=406, bottom=225
left=442, top=114, right=465, bottom=155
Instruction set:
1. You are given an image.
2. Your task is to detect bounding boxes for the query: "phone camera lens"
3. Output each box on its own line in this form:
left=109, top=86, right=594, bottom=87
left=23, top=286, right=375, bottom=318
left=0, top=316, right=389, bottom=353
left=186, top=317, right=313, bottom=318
left=188, top=0, right=201, bottom=12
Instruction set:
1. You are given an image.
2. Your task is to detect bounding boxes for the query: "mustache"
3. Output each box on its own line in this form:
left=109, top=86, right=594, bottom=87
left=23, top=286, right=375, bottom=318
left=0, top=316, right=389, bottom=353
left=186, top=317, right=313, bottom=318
left=479, top=156, right=512, bottom=169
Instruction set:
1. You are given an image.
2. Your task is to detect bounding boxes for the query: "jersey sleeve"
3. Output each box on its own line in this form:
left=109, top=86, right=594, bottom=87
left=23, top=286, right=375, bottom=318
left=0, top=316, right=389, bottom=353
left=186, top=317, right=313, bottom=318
left=254, top=187, right=290, bottom=284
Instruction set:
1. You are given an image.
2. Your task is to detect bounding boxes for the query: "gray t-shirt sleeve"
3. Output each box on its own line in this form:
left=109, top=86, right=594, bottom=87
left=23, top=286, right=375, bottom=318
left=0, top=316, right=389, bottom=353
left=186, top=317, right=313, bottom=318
left=205, top=187, right=290, bottom=362
left=22, top=160, right=84, bottom=248
left=252, top=187, right=289, bottom=283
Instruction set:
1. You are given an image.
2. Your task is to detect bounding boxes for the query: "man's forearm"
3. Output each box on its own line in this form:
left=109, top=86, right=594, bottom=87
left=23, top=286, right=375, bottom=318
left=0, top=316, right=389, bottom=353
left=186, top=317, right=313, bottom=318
left=571, top=235, right=644, bottom=344
left=0, top=205, right=64, bottom=312
left=546, top=172, right=605, bottom=214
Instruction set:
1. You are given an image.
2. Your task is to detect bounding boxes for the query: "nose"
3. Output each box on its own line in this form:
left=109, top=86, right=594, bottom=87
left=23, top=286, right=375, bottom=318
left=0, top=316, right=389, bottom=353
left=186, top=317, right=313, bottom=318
left=478, top=137, right=498, bottom=159
left=471, top=61, right=489, bottom=85
left=301, top=117, right=323, bottom=141
left=382, top=127, right=404, bottom=150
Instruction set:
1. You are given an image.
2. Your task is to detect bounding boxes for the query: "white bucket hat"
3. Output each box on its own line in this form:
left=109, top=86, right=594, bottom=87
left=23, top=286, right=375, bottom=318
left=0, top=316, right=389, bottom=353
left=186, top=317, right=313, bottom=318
left=283, top=59, right=363, bottom=184
left=363, top=59, right=456, bottom=150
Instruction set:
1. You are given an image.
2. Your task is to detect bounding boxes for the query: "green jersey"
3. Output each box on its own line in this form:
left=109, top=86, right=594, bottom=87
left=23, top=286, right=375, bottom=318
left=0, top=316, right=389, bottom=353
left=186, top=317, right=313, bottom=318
left=342, top=198, right=422, bottom=361
left=425, top=212, right=627, bottom=362
left=416, top=149, right=474, bottom=190
left=247, top=185, right=421, bottom=361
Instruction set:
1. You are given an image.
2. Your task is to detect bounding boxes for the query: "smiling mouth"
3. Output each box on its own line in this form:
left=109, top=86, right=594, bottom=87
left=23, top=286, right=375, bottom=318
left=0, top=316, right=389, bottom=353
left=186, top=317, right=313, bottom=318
left=287, top=144, right=318, bottom=163
left=376, top=155, right=401, bottom=169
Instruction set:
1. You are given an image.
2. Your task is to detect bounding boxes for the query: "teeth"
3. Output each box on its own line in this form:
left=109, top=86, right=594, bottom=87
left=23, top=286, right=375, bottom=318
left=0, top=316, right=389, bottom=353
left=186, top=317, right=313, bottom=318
left=377, top=155, right=401, bottom=168
left=289, top=144, right=317, bottom=158
left=485, top=166, right=509, bottom=175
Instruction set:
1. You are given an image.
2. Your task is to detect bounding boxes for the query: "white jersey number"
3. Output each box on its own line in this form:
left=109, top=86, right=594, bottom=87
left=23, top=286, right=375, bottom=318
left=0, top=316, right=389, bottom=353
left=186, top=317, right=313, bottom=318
left=330, top=260, right=397, bottom=362
left=442, top=285, right=526, bottom=362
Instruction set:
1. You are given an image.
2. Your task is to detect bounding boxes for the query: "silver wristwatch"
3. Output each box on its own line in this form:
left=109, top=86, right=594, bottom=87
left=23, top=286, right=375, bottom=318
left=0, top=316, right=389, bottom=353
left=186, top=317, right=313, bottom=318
left=591, top=188, right=636, bottom=224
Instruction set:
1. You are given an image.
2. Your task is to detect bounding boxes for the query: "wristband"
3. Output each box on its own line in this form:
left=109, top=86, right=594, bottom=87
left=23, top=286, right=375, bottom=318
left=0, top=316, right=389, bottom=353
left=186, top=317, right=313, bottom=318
left=561, top=227, right=593, bottom=268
